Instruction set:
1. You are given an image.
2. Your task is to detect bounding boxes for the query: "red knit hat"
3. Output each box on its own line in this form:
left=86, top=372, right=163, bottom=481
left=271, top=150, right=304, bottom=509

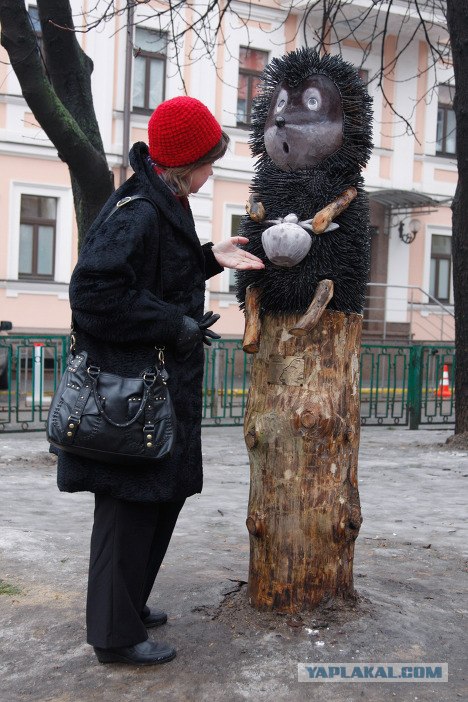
left=148, top=96, right=222, bottom=168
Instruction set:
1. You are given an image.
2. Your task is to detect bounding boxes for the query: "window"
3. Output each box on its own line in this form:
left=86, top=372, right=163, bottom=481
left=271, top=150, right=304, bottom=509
left=19, top=195, right=57, bottom=280
left=436, top=85, right=456, bottom=156
left=229, top=214, right=243, bottom=292
left=429, top=234, right=452, bottom=303
left=237, top=47, right=268, bottom=127
left=358, top=68, right=369, bottom=84
left=133, top=28, right=167, bottom=112
left=28, top=6, right=45, bottom=64
left=28, top=5, right=41, bottom=37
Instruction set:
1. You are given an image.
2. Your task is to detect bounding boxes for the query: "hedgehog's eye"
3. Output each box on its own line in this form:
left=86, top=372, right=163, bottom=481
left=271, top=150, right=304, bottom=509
left=307, top=96, right=319, bottom=110
left=276, top=98, right=286, bottom=113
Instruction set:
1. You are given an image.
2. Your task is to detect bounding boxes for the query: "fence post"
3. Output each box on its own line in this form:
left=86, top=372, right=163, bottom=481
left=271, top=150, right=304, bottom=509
left=408, top=345, right=423, bottom=430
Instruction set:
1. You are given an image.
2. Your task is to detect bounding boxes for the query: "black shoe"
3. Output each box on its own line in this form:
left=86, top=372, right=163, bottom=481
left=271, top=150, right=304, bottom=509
left=142, top=608, right=168, bottom=628
left=94, top=640, right=176, bottom=665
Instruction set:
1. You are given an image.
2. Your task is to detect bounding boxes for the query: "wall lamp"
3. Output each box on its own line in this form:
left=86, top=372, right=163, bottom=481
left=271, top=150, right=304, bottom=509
left=398, top=218, right=421, bottom=244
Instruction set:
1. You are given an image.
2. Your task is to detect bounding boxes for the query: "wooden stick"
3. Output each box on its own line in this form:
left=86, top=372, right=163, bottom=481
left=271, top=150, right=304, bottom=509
left=311, top=187, right=357, bottom=234
left=289, top=279, right=334, bottom=336
left=245, top=195, right=266, bottom=222
left=243, top=285, right=262, bottom=353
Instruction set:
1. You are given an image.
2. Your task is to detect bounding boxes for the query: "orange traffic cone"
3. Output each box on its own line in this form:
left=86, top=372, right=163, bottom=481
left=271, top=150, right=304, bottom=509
left=437, top=364, right=452, bottom=399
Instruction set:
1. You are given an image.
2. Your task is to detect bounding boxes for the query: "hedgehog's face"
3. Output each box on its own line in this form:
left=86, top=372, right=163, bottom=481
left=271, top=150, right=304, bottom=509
left=264, top=75, right=343, bottom=171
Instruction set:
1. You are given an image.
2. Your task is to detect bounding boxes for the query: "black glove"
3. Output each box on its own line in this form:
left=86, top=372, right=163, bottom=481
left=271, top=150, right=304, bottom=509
left=198, top=311, right=221, bottom=346
left=175, top=312, right=221, bottom=360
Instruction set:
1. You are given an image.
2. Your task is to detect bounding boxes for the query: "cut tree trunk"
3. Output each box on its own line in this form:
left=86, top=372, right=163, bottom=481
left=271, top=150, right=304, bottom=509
left=244, top=309, right=363, bottom=612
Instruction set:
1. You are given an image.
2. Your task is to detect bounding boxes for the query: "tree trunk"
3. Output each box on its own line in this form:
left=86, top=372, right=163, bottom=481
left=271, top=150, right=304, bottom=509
left=39, top=0, right=114, bottom=240
left=244, top=309, right=363, bottom=612
left=0, top=0, right=113, bottom=244
left=446, top=0, right=468, bottom=436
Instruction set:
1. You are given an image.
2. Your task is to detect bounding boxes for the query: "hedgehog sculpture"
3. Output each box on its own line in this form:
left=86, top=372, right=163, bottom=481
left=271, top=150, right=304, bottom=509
left=236, top=48, right=373, bottom=319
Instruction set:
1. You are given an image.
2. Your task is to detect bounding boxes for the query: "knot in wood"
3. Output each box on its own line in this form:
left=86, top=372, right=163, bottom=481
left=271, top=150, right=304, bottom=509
left=246, top=514, right=264, bottom=537
left=245, top=429, right=258, bottom=449
left=300, top=411, right=315, bottom=428
left=345, top=507, right=362, bottom=541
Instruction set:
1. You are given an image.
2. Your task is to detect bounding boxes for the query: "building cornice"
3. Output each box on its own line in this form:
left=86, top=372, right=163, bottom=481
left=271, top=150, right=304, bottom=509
left=229, top=0, right=289, bottom=24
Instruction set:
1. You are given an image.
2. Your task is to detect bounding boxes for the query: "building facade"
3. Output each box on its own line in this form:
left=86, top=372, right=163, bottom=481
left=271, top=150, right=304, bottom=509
left=0, top=0, right=456, bottom=342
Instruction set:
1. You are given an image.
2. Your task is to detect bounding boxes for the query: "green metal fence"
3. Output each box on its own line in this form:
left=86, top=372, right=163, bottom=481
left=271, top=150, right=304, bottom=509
left=0, top=334, right=69, bottom=432
left=0, top=336, right=455, bottom=433
left=359, top=344, right=455, bottom=428
left=203, top=339, right=252, bottom=426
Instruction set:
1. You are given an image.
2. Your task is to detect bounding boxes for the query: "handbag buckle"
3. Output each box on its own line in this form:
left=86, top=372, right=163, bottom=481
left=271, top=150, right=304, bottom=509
left=87, top=365, right=100, bottom=378
left=143, top=372, right=157, bottom=386
left=156, top=346, right=165, bottom=365
left=116, top=196, right=132, bottom=207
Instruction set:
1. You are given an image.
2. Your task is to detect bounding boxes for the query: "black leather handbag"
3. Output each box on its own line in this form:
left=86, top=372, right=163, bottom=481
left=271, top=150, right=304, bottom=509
left=46, top=347, right=176, bottom=465
left=46, top=193, right=176, bottom=466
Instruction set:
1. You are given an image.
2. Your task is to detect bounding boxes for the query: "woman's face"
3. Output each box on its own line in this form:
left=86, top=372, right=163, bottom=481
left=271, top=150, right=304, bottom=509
left=189, top=163, right=214, bottom=193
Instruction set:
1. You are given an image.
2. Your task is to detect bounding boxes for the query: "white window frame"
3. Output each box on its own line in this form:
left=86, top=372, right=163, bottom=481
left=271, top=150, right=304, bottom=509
left=125, top=13, right=179, bottom=114
left=340, top=45, right=379, bottom=148
left=8, top=182, right=73, bottom=287
left=132, top=27, right=167, bottom=114
left=236, top=46, right=269, bottom=127
left=221, top=9, right=287, bottom=129
left=426, top=65, right=455, bottom=158
left=423, top=225, right=453, bottom=306
left=220, top=204, right=246, bottom=296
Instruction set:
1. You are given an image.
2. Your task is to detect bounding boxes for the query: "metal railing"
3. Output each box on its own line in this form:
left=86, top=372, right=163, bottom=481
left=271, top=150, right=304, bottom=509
left=0, top=336, right=455, bottom=433
left=359, top=343, right=455, bottom=428
left=364, top=283, right=455, bottom=342
left=0, top=334, right=68, bottom=432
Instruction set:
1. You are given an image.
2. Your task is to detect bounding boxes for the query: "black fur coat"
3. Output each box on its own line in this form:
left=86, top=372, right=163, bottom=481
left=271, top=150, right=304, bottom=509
left=56, top=142, right=223, bottom=502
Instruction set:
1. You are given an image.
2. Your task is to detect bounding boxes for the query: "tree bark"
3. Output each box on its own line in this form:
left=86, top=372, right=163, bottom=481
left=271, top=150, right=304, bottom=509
left=446, top=0, right=468, bottom=436
left=0, top=0, right=113, bottom=243
left=244, top=309, right=363, bottom=612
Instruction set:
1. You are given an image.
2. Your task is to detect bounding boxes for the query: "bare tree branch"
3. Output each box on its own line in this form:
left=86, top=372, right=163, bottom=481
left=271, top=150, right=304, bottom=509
left=0, top=0, right=107, bottom=188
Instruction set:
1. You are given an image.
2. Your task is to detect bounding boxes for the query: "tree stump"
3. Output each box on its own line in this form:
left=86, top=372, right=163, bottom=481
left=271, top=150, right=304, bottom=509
left=244, top=309, right=363, bottom=612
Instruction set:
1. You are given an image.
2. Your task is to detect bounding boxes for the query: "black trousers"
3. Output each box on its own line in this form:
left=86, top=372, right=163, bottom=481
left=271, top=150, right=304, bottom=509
left=86, top=493, right=185, bottom=648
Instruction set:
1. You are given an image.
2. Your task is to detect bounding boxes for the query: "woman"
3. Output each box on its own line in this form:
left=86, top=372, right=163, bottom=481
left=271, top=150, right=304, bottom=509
left=57, top=96, right=264, bottom=665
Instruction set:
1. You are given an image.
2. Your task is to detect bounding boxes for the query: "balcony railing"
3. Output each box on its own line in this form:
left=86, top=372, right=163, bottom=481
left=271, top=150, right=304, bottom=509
left=364, top=283, right=455, bottom=342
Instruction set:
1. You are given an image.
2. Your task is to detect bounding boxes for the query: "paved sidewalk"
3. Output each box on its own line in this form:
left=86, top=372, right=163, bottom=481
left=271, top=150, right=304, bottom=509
left=0, top=426, right=467, bottom=702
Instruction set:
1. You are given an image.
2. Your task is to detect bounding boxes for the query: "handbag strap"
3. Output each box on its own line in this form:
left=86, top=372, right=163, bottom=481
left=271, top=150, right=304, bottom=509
left=89, top=372, right=154, bottom=428
left=104, top=194, right=156, bottom=223
left=62, top=377, right=94, bottom=444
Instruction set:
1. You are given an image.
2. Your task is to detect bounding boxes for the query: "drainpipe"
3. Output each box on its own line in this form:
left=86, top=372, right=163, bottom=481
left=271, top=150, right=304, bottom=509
left=120, top=4, right=134, bottom=185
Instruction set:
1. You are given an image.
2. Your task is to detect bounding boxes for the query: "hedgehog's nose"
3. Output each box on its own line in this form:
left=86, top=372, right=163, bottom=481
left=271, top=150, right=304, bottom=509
left=275, top=115, right=286, bottom=128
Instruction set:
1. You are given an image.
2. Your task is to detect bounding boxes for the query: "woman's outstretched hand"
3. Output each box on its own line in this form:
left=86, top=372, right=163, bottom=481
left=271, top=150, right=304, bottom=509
left=212, top=237, right=265, bottom=270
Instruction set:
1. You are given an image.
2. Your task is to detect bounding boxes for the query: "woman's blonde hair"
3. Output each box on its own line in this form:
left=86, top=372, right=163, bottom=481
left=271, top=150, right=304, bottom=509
left=161, top=131, right=230, bottom=198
